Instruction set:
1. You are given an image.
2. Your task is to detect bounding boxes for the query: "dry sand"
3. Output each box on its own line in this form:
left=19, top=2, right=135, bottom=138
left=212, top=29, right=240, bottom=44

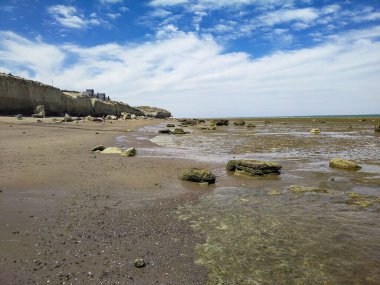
left=0, top=116, right=209, bottom=285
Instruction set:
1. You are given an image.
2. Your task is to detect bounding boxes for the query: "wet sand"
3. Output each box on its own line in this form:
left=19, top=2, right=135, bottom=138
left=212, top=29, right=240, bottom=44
left=0, top=116, right=209, bottom=284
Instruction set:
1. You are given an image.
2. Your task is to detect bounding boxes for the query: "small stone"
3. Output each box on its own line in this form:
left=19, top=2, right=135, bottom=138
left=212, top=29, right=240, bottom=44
left=134, top=259, right=146, bottom=268
left=91, top=145, right=105, bottom=152
left=233, top=120, right=245, bottom=126
left=310, top=128, right=321, bottom=134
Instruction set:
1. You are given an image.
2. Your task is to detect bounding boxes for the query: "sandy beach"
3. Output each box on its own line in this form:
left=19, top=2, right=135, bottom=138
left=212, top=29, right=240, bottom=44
left=0, top=116, right=209, bottom=284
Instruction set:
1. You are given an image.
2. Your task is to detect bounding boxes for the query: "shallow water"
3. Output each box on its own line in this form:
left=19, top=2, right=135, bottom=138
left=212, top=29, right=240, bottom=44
left=123, top=119, right=380, bottom=284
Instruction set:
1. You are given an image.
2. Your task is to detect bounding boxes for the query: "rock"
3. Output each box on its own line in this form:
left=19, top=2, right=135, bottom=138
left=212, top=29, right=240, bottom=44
left=36, top=119, right=42, bottom=123
left=179, top=168, right=216, bottom=184
left=121, top=147, right=136, bottom=157
left=226, top=160, right=282, bottom=176
left=131, top=114, right=137, bottom=119
left=31, top=105, right=45, bottom=118
left=310, top=128, right=321, bottom=134
left=172, top=128, right=186, bottom=135
left=16, top=114, right=22, bottom=120
left=134, top=259, right=146, bottom=268
left=64, top=113, right=73, bottom=122
left=121, top=112, right=131, bottom=119
left=246, top=124, right=256, bottom=128
left=91, top=145, right=105, bottom=152
left=86, top=116, right=102, bottom=122
left=159, top=129, right=171, bottom=134
left=166, top=124, right=175, bottom=128
left=264, top=120, right=272, bottom=124
left=346, top=192, right=380, bottom=208
left=329, top=158, right=361, bottom=170
left=178, top=119, right=200, bottom=126
left=210, top=119, right=229, bottom=126
left=234, top=120, right=245, bottom=126
left=106, top=115, right=117, bottom=120
left=135, top=106, right=172, bottom=118
left=289, top=185, right=328, bottom=193
left=375, top=125, right=380, bottom=132
left=101, top=147, right=122, bottom=154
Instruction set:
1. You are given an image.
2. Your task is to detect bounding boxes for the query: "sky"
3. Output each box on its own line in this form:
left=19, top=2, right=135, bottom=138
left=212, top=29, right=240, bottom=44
left=0, top=0, right=380, bottom=117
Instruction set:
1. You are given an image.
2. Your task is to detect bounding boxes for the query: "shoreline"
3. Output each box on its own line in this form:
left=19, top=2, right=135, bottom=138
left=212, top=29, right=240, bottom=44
left=0, top=116, right=209, bottom=284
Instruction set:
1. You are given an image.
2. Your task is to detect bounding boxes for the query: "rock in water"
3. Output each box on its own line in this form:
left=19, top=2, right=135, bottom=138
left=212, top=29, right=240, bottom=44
left=234, top=120, right=245, bottom=126
left=375, top=125, right=380, bottom=132
left=172, top=128, right=186, bottom=135
left=101, top=147, right=122, bottom=154
left=121, top=147, right=136, bottom=157
left=179, top=168, right=216, bottom=184
left=226, top=160, right=282, bottom=176
left=166, top=124, right=175, bottom=127
left=91, top=145, right=105, bottom=152
left=310, top=128, right=321, bottom=134
left=158, top=129, right=171, bottom=134
left=64, top=113, right=73, bottom=122
left=329, top=158, right=361, bottom=170
left=134, top=259, right=146, bottom=268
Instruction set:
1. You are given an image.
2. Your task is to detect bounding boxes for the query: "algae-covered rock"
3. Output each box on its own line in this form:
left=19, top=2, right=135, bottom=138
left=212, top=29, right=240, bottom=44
left=347, top=192, right=380, bottom=208
left=234, top=120, right=245, bottom=126
left=179, top=168, right=216, bottom=184
left=172, top=128, right=186, bottom=135
left=289, top=185, right=329, bottom=193
left=121, top=147, right=136, bottom=157
left=101, top=147, right=122, bottom=154
left=329, top=158, right=361, bottom=170
left=310, top=128, right=321, bottom=134
left=210, top=119, right=229, bottom=126
left=158, top=129, right=171, bottom=134
left=226, top=160, right=282, bottom=176
left=91, top=145, right=105, bottom=152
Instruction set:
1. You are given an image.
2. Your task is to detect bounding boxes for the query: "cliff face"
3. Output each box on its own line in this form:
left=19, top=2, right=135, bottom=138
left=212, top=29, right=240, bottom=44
left=135, top=106, right=172, bottom=118
left=0, top=73, right=144, bottom=116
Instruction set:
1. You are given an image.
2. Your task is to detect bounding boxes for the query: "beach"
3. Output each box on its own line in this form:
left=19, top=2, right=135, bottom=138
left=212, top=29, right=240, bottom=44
left=1, top=115, right=380, bottom=284
left=0, top=116, right=209, bottom=284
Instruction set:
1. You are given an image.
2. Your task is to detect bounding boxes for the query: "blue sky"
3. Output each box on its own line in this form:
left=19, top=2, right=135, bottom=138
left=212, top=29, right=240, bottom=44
left=0, top=0, right=380, bottom=117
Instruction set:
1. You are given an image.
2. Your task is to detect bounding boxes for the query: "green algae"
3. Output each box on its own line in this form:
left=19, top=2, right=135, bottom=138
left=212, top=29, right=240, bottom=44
left=347, top=192, right=380, bottom=208
left=289, top=185, right=329, bottom=193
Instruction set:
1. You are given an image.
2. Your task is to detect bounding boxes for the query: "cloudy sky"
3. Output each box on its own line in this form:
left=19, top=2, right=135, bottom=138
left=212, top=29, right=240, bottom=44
left=0, top=0, right=379, bottom=117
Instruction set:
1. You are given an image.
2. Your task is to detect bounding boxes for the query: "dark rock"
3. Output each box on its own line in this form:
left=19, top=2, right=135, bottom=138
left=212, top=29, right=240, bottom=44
left=166, top=124, right=175, bottom=127
left=210, top=119, right=229, bottom=126
left=375, top=125, right=380, bottom=132
left=226, top=160, right=282, bottom=176
left=134, top=258, right=146, bottom=268
left=246, top=124, right=256, bottom=128
left=179, top=168, right=216, bottom=184
left=158, top=129, right=171, bottom=134
left=91, top=145, right=106, bottom=152
left=234, top=120, right=245, bottom=126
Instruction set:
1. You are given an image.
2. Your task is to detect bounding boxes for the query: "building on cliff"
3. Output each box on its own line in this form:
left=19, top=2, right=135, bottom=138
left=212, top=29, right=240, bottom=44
left=82, top=89, right=109, bottom=101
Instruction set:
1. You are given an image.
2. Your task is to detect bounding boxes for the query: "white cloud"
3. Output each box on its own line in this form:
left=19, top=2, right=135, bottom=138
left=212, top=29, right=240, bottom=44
left=47, top=5, right=102, bottom=29
left=107, top=13, right=121, bottom=19
left=150, top=0, right=189, bottom=7
left=259, top=8, right=319, bottom=26
left=99, top=0, right=123, bottom=4
left=1, top=27, right=380, bottom=117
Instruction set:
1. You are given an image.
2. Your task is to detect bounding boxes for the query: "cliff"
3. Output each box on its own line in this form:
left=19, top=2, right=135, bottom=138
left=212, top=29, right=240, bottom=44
left=0, top=73, right=144, bottom=117
left=135, top=106, right=172, bottom=118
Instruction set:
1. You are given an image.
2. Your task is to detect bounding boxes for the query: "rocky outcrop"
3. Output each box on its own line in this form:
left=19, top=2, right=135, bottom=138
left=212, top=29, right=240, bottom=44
left=226, top=160, right=282, bottom=176
left=135, top=106, right=171, bottom=118
left=0, top=73, right=146, bottom=117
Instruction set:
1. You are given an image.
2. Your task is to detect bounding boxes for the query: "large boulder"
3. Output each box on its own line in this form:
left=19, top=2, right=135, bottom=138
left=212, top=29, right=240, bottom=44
left=329, top=158, right=361, bottom=170
left=135, top=106, right=171, bottom=118
left=226, top=160, right=282, bottom=176
left=179, top=168, right=216, bottom=184
left=31, top=105, right=45, bottom=118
